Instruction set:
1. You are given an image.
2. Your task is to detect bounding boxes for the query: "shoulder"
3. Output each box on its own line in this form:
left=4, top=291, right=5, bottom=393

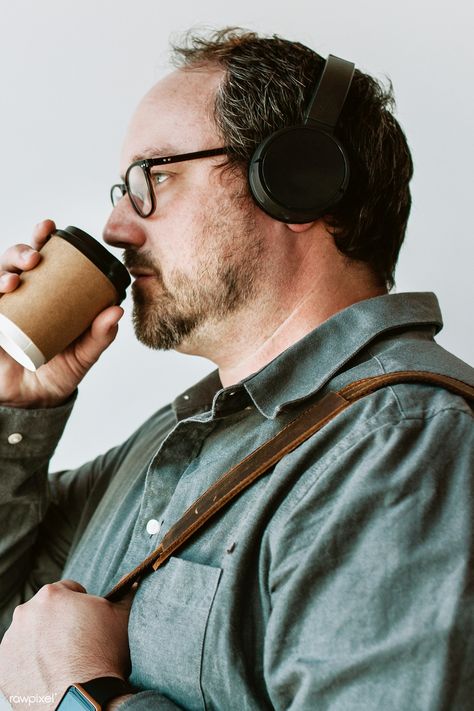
left=327, top=330, right=473, bottom=421
left=266, top=398, right=473, bottom=582
left=267, top=339, right=473, bottom=547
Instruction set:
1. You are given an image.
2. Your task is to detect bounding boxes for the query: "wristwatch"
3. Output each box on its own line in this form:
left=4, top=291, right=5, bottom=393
left=55, top=676, right=132, bottom=710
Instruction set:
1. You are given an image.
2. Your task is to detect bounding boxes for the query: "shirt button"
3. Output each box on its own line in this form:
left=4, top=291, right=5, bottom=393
left=7, top=433, right=23, bottom=445
left=146, top=519, right=161, bottom=535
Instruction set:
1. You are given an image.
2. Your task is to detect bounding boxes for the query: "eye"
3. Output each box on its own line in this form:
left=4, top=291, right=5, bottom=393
left=151, top=172, right=169, bottom=186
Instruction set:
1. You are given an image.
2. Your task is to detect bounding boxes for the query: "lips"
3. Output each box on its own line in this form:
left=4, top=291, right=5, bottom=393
left=129, top=268, right=155, bottom=279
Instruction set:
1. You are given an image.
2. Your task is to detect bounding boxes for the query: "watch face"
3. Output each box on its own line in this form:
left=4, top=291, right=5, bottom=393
left=56, top=686, right=98, bottom=710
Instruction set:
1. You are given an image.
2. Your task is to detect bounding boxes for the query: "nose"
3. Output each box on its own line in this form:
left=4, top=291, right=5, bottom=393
left=102, top=199, right=146, bottom=250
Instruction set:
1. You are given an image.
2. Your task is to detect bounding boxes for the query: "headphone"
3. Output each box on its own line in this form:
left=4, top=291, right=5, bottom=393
left=248, top=54, right=355, bottom=223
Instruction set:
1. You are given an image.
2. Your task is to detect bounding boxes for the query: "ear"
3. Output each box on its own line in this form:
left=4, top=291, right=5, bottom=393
left=285, top=222, right=316, bottom=234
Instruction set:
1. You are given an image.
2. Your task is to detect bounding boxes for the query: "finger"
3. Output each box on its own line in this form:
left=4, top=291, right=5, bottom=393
left=0, top=271, right=21, bottom=292
left=91, top=305, right=125, bottom=335
left=71, top=305, right=124, bottom=370
left=54, top=579, right=87, bottom=593
left=31, top=218, right=56, bottom=251
left=0, top=243, right=41, bottom=273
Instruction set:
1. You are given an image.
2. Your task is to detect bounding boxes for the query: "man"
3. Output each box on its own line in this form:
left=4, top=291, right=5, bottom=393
left=0, top=27, right=473, bottom=711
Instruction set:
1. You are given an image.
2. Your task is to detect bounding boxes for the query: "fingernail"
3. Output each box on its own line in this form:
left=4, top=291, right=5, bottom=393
left=20, top=249, right=38, bottom=263
left=0, top=274, right=9, bottom=287
left=112, top=308, right=124, bottom=326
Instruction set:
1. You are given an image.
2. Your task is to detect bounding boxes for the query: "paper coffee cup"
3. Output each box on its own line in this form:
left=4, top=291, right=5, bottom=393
left=0, top=226, right=130, bottom=370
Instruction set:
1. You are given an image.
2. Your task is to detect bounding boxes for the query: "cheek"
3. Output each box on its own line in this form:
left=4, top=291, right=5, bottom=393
left=145, top=177, right=238, bottom=271
left=145, top=211, right=204, bottom=274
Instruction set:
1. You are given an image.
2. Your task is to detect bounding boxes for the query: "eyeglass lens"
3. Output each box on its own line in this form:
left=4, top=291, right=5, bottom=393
left=127, top=164, right=152, bottom=216
left=111, top=185, right=125, bottom=207
left=110, top=165, right=152, bottom=216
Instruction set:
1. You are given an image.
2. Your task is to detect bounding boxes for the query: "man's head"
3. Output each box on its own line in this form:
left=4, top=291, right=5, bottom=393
left=170, top=28, right=413, bottom=291
left=104, top=27, right=413, bottom=357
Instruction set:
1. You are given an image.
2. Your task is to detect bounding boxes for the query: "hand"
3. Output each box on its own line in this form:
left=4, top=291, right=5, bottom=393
left=0, top=219, right=124, bottom=408
left=0, top=579, right=134, bottom=711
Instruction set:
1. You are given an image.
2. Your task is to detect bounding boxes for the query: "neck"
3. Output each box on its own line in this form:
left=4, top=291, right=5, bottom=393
left=177, top=228, right=387, bottom=387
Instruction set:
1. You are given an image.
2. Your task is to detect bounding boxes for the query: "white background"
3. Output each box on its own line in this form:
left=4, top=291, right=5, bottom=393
left=0, top=0, right=472, bottom=471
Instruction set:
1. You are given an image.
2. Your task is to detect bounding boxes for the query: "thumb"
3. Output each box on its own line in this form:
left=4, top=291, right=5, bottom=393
left=55, top=579, right=87, bottom=593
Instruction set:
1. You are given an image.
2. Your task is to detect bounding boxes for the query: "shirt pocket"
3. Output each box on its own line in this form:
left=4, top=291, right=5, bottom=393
left=128, top=556, right=222, bottom=710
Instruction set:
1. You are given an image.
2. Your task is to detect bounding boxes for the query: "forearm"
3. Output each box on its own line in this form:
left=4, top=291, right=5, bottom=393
left=0, top=398, right=74, bottom=629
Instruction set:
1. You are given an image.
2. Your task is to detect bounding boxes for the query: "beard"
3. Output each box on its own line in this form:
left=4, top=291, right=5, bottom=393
left=123, top=194, right=265, bottom=351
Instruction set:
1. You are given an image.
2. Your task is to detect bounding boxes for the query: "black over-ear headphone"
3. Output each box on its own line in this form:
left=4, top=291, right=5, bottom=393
left=248, top=54, right=355, bottom=223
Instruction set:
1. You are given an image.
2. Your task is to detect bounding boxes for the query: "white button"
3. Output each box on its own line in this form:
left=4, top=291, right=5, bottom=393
left=146, top=519, right=161, bottom=535
left=7, top=433, right=23, bottom=445
left=183, top=394, right=190, bottom=401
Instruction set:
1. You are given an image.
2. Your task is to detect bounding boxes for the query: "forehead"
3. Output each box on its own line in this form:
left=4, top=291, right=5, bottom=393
left=121, top=66, right=223, bottom=166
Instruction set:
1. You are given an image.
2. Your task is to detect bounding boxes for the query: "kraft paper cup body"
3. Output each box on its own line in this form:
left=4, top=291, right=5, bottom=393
left=0, top=230, right=130, bottom=371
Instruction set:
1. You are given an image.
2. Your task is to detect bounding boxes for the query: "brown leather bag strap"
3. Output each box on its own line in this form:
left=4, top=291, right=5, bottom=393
left=104, top=370, right=473, bottom=601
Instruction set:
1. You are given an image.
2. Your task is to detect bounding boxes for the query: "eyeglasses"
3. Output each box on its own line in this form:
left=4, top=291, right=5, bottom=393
left=110, top=147, right=227, bottom=218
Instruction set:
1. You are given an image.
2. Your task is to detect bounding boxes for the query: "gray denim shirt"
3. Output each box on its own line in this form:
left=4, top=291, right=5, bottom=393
left=0, top=292, right=473, bottom=710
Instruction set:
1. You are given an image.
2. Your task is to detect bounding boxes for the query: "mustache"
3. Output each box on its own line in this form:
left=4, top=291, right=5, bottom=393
left=122, top=248, right=160, bottom=276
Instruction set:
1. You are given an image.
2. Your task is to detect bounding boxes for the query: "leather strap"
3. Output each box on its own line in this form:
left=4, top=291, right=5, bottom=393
left=104, top=370, right=473, bottom=602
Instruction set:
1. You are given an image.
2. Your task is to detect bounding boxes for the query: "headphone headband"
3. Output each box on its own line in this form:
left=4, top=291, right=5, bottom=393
left=304, top=55, right=356, bottom=133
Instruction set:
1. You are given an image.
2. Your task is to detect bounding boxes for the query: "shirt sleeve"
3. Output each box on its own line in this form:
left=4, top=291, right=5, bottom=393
left=0, top=398, right=77, bottom=634
left=0, top=396, right=126, bottom=636
left=264, top=407, right=474, bottom=710
left=115, top=691, right=184, bottom=709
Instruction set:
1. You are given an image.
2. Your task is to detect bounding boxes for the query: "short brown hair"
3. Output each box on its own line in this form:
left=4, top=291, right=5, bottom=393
left=171, top=28, right=414, bottom=289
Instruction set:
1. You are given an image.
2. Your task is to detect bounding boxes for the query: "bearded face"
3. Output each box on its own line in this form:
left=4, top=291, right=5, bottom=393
left=124, top=190, right=265, bottom=351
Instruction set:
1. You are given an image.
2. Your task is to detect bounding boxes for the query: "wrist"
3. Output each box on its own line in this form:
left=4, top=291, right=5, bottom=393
left=0, top=388, right=75, bottom=409
left=55, top=676, right=133, bottom=711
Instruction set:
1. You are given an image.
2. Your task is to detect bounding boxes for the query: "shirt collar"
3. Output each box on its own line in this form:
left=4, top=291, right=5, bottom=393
left=172, top=369, right=222, bottom=421
left=173, top=292, right=443, bottom=421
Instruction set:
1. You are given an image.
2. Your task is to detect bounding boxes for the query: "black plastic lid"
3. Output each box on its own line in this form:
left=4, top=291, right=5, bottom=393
left=55, top=226, right=131, bottom=303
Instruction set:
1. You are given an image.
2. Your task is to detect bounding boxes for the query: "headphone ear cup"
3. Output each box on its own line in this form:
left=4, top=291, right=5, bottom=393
left=248, top=125, right=349, bottom=223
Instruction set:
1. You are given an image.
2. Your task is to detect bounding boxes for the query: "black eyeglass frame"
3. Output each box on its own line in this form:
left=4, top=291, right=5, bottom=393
left=110, top=147, right=228, bottom=218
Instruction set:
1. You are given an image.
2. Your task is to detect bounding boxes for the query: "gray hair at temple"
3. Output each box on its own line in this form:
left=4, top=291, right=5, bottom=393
left=170, top=27, right=414, bottom=290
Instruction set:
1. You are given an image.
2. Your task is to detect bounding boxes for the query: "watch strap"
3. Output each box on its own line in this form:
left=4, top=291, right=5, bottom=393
left=75, top=676, right=132, bottom=709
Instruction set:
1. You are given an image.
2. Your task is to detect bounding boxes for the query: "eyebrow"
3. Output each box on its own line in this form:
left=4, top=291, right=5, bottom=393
left=129, top=145, right=182, bottom=163
left=119, top=145, right=183, bottom=180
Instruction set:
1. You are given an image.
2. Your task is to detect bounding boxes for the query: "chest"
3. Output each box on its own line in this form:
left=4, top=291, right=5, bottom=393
left=62, top=408, right=285, bottom=707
